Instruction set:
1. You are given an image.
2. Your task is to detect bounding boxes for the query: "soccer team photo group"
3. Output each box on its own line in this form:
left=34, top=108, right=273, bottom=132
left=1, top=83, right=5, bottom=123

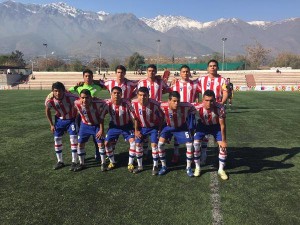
left=45, top=60, right=232, bottom=180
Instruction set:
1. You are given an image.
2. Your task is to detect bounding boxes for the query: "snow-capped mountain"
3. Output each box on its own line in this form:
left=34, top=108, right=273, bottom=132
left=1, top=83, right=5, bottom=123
left=141, top=16, right=246, bottom=32
left=1, top=1, right=110, bottom=20
left=0, top=0, right=300, bottom=59
left=141, top=15, right=298, bottom=32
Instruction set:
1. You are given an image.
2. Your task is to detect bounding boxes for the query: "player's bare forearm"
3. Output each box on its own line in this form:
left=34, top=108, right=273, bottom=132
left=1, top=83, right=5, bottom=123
left=134, top=120, right=142, bottom=138
left=97, top=120, right=105, bottom=139
left=45, top=107, right=53, bottom=126
left=221, top=91, right=228, bottom=104
left=45, top=107, right=55, bottom=132
left=219, top=119, right=227, bottom=143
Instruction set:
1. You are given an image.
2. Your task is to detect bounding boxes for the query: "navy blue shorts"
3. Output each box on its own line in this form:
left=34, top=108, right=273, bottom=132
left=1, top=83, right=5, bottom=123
left=105, top=123, right=134, bottom=142
left=78, top=122, right=104, bottom=144
left=135, top=127, right=159, bottom=144
left=194, top=123, right=222, bottom=141
left=54, top=117, right=77, bottom=137
left=160, top=125, right=192, bottom=144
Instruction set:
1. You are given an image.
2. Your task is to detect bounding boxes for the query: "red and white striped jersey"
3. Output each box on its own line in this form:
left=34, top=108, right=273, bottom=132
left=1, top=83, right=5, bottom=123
left=45, top=92, right=78, bottom=120
left=160, top=102, right=196, bottom=128
left=131, top=98, right=164, bottom=128
left=100, top=79, right=137, bottom=99
left=103, top=99, right=136, bottom=126
left=74, top=98, right=107, bottom=125
left=198, top=75, right=227, bottom=103
left=193, top=102, right=225, bottom=125
left=170, top=79, right=201, bottom=102
left=137, top=79, right=169, bottom=101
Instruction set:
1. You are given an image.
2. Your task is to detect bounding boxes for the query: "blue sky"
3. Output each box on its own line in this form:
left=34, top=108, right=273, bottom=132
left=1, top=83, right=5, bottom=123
left=13, top=0, right=300, bottom=22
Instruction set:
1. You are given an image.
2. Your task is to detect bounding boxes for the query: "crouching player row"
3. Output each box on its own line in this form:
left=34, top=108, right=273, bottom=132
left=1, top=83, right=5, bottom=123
left=45, top=83, right=137, bottom=172
left=75, top=86, right=137, bottom=172
left=132, top=88, right=196, bottom=177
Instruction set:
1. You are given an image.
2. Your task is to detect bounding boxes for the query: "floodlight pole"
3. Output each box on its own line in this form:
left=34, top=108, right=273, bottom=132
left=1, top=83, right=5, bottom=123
left=222, top=38, right=227, bottom=71
left=156, top=39, right=160, bottom=70
left=97, top=41, right=102, bottom=75
left=43, top=43, right=48, bottom=69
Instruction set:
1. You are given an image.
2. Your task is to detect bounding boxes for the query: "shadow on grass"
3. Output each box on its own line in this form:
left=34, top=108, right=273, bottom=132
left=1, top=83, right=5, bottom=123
left=78, top=147, right=299, bottom=174
left=225, top=147, right=299, bottom=174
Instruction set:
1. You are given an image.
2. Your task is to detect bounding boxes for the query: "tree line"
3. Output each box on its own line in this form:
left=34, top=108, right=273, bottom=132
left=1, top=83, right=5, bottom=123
left=1, top=42, right=300, bottom=71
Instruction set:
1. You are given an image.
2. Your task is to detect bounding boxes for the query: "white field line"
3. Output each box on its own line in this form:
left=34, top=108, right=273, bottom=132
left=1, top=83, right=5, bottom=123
left=231, top=108, right=285, bottom=111
left=210, top=171, right=223, bottom=225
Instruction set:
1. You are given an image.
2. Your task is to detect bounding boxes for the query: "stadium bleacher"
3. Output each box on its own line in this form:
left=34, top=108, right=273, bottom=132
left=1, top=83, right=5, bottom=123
left=5, top=70, right=300, bottom=90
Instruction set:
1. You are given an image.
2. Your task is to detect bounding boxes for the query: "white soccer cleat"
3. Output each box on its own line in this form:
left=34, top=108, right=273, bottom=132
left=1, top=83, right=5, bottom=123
left=218, top=170, right=228, bottom=180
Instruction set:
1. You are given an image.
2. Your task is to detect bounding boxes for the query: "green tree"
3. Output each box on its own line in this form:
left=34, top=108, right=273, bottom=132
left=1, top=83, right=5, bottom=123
left=10, top=50, right=26, bottom=67
left=126, top=52, right=145, bottom=70
left=0, top=50, right=26, bottom=67
left=0, top=55, right=10, bottom=65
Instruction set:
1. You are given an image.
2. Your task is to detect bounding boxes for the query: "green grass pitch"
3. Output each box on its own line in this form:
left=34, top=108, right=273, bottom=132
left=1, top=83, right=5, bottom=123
left=0, top=90, right=299, bottom=225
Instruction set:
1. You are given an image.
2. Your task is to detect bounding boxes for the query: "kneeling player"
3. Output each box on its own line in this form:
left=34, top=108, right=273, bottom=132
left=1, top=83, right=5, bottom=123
left=132, top=87, right=164, bottom=174
left=193, top=90, right=228, bottom=180
left=157, top=91, right=196, bottom=176
left=45, top=82, right=78, bottom=171
left=74, top=89, right=107, bottom=172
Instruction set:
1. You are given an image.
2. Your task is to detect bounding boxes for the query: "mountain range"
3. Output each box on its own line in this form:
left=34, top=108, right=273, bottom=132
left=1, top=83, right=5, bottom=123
left=1, top=0, right=300, bottom=61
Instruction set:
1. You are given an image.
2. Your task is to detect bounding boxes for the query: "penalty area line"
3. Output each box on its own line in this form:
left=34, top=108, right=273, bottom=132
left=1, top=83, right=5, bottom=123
left=210, top=171, right=223, bottom=225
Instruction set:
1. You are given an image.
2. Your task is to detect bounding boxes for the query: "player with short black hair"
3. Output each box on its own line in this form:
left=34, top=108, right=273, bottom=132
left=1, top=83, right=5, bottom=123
left=193, top=89, right=228, bottom=180
left=157, top=91, right=196, bottom=176
left=45, top=82, right=79, bottom=171
left=73, top=89, right=107, bottom=171
left=101, top=86, right=137, bottom=171
left=131, top=87, right=165, bottom=174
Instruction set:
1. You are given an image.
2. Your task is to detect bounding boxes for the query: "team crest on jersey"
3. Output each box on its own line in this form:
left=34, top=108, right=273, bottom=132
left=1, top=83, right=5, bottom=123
left=206, top=82, right=211, bottom=88
left=55, top=103, right=60, bottom=109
